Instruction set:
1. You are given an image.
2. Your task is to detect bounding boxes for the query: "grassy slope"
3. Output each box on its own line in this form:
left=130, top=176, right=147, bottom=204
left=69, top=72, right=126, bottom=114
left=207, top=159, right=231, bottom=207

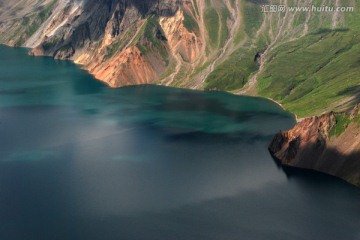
left=203, top=0, right=231, bottom=49
left=168, top=0, right=360, bottom=120
left=205, top=47, right=259, bottom=90
left=246, top=0, right=360, bottom=118
left=234, top=0, right=360, bottom=155
left=258, top=30, right=360, bottom=117
left=204, top=0, right=262, bottom=91
left=329, top=109, right=360, bottom=137
left=183, top=9, right=200, bottom=34
left=195, top=0, right=360, bottom=145
left=204, top=3, right=220, bottom=49
left=202, top=0, right=360, bottom=119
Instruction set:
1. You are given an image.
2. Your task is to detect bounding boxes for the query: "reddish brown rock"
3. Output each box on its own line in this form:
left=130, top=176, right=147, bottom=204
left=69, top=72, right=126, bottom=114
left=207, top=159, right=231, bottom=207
left=269, top=109, right=360, bottom=187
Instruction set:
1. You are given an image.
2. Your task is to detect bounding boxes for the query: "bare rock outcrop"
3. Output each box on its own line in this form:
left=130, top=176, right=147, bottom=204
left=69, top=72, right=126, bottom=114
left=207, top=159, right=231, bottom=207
left=269, top=108, right=360, bottom=187
left=27, top=0, right=203, bottom=87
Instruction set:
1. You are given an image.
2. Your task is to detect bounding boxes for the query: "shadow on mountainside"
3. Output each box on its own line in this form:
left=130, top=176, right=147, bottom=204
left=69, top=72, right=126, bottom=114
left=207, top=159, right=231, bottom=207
left=269, top=141, right=360, bottom=187
left=311, top=28, right=350, bottom=35
left=82, top=0, right=181, bottom=17
left=37, top=0, right=181, bottom=54
left=128, top=0, right=181, bottom=16
left=338, top=85, right=360, bottom=111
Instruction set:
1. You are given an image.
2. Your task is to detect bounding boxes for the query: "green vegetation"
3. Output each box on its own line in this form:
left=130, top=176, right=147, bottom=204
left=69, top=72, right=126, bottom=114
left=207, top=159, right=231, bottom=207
left=130, top=22, right=147, bottom=46
left=204, top=6, right=220, bottom=48
left=26, top=21, right=41, bottom=37
left=257, top=30, right=360, bottom=117
left=172, top=65, right=192, bottom=86
left=202, top=0, right=269, bottom=91
left=190, top=61, right=212, bottom=79
left=12, top=15, right=41, bottom=46
left=105, top=39, right=125, bottom=59
left=345, top=6, right=360, bottom=31
left=233, top=0, right=246, bottom=45
left=140, top=15, right=169, bottom=65
left=205, top=48, right=259, bottom=91
left=329, top=114, right=352, bottom=137
left=292, top=12, right=307, bottom=28
left=104, top=23, right=139, bottom=59
left=183, top=10, right=199, bottom=34
left=2, top=0, right=359, bottom=123
left=120, top=15, right=170, bottom=67
left=203, top=1, right=230, bottom=49
left=21, top=16, right=41, bottom=37
left=192, top=0, right=200, bottom=16
left=39, top=0, right=57, bottom=21
left=355, top=112, right=360, bottom=124
left=242, top=0, right=263, bottom=37
left=219, top=7, right=230, bottom=47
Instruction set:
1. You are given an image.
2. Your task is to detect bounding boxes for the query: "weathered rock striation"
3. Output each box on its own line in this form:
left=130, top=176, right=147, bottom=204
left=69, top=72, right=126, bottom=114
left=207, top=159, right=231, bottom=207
left=0, top=0, right=205, bottom=87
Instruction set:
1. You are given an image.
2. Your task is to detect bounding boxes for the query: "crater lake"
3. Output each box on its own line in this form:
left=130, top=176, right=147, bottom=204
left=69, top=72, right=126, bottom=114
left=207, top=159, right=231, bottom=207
left=0, top=45, right=360, bottom=240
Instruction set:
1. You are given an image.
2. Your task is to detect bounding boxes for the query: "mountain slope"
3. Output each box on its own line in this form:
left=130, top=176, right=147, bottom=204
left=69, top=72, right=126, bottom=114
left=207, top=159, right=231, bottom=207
left=1, top=0, right=360, bottom=186
left=0, top=0, right=236, bottom=88
left=1, top=0, right=358, bottom=105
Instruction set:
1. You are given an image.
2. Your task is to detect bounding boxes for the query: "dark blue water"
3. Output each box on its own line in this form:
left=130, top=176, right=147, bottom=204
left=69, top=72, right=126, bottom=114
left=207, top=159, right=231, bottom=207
left=0, top=45, right=360, bottom=240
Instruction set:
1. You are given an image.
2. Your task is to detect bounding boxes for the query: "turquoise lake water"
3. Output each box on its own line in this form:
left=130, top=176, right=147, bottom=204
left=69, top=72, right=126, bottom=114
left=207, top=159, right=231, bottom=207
left=0, top=45, right=360, bottom=240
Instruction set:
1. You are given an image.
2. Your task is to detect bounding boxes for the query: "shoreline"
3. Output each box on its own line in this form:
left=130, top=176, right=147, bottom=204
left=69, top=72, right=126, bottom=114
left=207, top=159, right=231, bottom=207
left=264, top=97, right=301, bottom=123
left=4, top=43, right=360, bottom=189
left=3, top=43, right=305, bottom=123
left=264, top=97, right=305, bottom=123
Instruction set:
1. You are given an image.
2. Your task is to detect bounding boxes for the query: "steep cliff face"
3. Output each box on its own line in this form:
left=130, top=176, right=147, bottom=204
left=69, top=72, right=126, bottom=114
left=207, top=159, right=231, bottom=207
left=269, top=105, right=360, bottom=186
left=26, top=0, right=183, bottom=87
left=0, top=0, right=208, bottom=87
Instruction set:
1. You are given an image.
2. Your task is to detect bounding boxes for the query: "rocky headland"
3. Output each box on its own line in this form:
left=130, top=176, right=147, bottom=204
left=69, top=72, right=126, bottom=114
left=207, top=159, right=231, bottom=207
left=269, top=105, right=360, bottom=187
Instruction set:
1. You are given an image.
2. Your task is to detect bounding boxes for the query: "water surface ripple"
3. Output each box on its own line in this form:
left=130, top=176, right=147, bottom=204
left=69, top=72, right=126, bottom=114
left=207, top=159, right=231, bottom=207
left=0, top=45, right=359, bottom=240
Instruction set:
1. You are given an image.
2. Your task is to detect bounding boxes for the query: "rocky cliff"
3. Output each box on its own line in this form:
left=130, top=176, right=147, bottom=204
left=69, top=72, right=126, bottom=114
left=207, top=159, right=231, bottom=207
left=269, top=105, right=360, bottom=186
left=0, top=0, right=205, bottom=87
left=1, top=0, right=358, bottom=91
left=0, top=0, right=229, bottom=88
left=1, top=0, right=360, bottom=186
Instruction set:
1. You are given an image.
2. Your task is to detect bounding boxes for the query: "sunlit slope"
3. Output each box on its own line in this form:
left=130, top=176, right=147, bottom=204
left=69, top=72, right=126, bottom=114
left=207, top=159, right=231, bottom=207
left=0, top=0, right=359, bottom=118
left=204, top=0, right=359, bottom=118
left=258, top=30, right=360, bottom=117
left=256, top=0, right=360, bottom=117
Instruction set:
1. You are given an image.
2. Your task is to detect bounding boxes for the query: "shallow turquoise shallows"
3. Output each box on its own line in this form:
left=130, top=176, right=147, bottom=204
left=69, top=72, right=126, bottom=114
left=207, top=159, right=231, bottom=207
left=0, top=45, right=359, bottom=240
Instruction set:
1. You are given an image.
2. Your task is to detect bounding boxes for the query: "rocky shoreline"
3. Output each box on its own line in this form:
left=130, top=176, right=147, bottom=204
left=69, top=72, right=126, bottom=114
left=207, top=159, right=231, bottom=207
left=269, top=105, right=360, bottom=187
